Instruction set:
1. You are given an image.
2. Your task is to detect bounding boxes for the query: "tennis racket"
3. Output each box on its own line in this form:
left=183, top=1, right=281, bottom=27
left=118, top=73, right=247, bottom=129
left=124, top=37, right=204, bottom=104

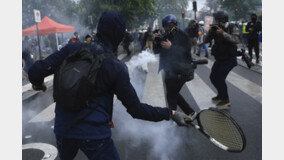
left=186, top=108, right=246, bottom=152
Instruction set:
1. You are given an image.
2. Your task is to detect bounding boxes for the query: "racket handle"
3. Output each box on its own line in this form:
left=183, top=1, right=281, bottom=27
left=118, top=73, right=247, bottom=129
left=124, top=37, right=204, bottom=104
left=186, top=120, right=200, bottom=129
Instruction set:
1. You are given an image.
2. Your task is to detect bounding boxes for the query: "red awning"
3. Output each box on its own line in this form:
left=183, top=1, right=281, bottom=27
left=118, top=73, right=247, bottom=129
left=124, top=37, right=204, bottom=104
left=22, top=16, right=75, bottom=36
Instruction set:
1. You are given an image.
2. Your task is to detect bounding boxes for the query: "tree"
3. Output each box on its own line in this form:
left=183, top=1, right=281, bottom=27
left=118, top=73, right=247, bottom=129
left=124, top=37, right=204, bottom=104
left=215, top=0, right=262, bottom=20
left=155, top=0, right=188, bottom=28
left=22, top=0, right=79, bottom=29
left=78, top=0, right=156, bottom=30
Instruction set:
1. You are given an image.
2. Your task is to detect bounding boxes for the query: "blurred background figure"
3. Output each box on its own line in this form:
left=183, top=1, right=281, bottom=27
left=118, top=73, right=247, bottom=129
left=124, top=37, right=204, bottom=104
left=185, top=20, right=199, bottom=54
left=144, top=27, right=154, bottom=52
left=196, top=21, right=209, bottom=58
left=122, top=30, right=133, bottom=56
left=246, top=14, right=262, bottom=63
left=84, top=34, right=92, bottom=43
left=68, top=32, right=80, bottom=43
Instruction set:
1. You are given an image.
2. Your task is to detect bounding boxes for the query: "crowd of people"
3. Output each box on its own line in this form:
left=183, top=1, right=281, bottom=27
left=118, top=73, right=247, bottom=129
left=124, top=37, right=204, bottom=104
left=24, top=10, right=262, bottom=159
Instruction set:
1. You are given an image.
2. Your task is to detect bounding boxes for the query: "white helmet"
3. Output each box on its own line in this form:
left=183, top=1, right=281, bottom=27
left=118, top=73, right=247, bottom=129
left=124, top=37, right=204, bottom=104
left=199, top=21, right=204, bottom=25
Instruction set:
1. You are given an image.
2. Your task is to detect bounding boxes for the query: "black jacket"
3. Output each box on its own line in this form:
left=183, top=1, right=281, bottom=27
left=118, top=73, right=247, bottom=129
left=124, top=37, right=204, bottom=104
left=205, top=23, right=240, bottom=61
left=154, top=28, right=193, bottom=78
left=246, top=21, right=262, bottom=41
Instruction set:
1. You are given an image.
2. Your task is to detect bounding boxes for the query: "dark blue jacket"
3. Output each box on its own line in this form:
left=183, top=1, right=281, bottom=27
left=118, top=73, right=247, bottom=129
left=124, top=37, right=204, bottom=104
left=28, top=11, right=171, bottom=140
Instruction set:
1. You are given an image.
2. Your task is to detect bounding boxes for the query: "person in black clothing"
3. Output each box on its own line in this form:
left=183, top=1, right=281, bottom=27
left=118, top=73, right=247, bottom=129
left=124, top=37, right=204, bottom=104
left=122, top=30, right=133, bottom=56
left=153, top=25, right=160, bottom=53
left=28, top=11, right=191, bottom=160
left=153, top=25, right=160, bottom=34
left=246, top=13, right=262, bottom=63
left=154, top=14, right=196, bottom=118
left=204, top=11, right=240, bottom=109
left=185, top=20, right=199, bottom=54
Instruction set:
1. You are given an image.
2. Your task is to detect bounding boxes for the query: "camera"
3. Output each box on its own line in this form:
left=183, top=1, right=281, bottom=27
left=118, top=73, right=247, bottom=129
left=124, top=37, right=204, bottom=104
left=236, top=49, right=254, bottom=69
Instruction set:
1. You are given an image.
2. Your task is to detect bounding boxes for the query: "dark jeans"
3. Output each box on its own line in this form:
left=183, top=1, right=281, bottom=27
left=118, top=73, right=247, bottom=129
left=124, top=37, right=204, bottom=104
left=248, top=40, right=259, bottom=61
left=164, top=76, right=195, bottom=115
left=210, top=57, right=237, bottom=100
left=56, top=136, right=120, bottom=160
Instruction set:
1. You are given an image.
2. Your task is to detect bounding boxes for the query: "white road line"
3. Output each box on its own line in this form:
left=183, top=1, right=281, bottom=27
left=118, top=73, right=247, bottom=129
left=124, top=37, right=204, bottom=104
left=206, top=58, right=262, bottom=103
left=185, top=74, right=216, bottom=110
left=22, top=75, right=54, bottom=93
left=28, top=103, right=55, bottom=123
left=141, top=60, right=166, bottom=107
left=22, top=143, right=58, bottom=160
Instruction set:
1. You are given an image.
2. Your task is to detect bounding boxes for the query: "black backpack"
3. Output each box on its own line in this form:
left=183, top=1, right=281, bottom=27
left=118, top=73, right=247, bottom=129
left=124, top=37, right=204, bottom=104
left=53, top=43, right=115, bottom=113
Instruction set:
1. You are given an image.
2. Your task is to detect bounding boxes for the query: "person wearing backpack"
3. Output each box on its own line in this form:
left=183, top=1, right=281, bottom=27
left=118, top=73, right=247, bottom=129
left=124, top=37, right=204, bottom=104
left=28, top=11, right=191, bottom=160
left=204, top=11, right=240, bottom=109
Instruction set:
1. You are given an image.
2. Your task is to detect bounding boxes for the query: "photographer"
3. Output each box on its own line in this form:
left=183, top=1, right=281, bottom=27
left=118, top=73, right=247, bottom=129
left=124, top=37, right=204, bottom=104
left=204, top=11, right=240, bottom=109
left=154, top=14, right=196, bottom=118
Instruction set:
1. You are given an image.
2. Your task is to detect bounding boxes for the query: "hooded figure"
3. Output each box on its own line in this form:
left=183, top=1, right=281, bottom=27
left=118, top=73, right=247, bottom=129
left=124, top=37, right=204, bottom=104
left=28, top=11, right=190, bottom=160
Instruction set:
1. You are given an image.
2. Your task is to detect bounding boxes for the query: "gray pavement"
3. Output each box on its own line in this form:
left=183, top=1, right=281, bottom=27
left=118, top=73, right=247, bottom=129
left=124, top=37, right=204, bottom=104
left=22, top=49, right=262, bottom=160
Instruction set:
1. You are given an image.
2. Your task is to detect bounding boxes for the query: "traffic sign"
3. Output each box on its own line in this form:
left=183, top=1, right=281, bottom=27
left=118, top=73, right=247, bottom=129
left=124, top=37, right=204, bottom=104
left=33, top=9, right=41, bottom=23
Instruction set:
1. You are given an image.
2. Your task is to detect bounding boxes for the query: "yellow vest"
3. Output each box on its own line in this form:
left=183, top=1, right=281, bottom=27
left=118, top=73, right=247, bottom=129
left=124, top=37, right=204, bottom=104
left=242, top=25, right=249, bottom=34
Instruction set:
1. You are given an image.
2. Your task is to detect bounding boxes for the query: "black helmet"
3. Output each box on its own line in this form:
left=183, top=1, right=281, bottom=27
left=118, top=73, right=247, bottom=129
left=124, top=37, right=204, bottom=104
left=162, top=14, right=178, bottom=27
left=213, top=11, right=229, bottom=22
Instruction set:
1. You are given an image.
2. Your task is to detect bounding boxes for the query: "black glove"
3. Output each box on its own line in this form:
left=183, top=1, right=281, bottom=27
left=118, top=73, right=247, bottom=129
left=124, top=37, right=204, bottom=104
left=171, top=111, right=191, bottom=127
left=32, top=83, right=47, bottom=92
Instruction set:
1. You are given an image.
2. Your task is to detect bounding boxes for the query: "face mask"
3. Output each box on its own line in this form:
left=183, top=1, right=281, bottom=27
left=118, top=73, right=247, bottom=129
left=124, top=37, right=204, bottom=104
left=252, top=17, right=257, bottom=22
left=218, top=21, right=229, bottom=28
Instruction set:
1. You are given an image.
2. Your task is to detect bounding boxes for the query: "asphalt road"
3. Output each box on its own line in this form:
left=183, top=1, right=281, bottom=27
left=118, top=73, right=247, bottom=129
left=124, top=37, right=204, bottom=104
left=22, top=49, right=262, bottom=160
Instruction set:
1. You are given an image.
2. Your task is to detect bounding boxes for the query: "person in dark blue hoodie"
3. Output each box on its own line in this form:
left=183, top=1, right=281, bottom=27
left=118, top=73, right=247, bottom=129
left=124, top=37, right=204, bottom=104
left=28, top=11, right=191, bottom=160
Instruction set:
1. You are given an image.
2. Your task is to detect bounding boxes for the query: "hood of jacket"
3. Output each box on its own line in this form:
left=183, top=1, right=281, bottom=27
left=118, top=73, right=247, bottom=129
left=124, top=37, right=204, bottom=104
left=96, top=11, right=126, bottom=52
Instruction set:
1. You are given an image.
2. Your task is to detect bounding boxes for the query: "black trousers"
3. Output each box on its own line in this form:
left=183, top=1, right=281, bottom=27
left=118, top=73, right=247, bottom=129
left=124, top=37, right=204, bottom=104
left=210, top=57, right=237, bottom=100
left=248, top=40, right=260, bottom=61
left=164, top=76, right=195, bottom=115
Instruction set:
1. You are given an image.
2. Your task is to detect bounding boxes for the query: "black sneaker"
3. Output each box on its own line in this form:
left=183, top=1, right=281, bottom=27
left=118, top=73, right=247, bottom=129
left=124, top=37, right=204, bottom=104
left=196, top=54, right=200, bottom=57
left=205, top=55, right=209, bottom=58
left=216, top=100, right=231, bottom=109
left=212, top=96, right=222, bottom=103
left=256, top=59, right=259, bottom=64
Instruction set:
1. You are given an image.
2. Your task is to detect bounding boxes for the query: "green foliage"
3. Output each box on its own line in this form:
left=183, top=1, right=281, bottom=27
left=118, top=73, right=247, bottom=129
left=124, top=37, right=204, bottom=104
left=22, top=0, right=190, bottom=31
left=155, top=0, right=188, bottom=26
left=215, top=0, right=262, bottom=20
left=78, top=0, right=156, bottom=29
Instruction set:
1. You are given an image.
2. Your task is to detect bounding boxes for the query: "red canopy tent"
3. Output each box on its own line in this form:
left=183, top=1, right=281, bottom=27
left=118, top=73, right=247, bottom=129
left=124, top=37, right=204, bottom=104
left=22, top=16, right=75, bottom=36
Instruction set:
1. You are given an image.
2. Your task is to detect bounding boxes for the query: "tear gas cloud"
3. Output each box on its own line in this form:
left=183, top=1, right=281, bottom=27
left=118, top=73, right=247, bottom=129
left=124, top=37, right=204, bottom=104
left=112, top=50, right=189, bottom=160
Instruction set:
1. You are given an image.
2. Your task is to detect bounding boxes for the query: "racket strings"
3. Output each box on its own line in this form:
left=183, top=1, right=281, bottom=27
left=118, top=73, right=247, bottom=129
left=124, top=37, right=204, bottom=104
left=199, top=110, right=244, bottom=151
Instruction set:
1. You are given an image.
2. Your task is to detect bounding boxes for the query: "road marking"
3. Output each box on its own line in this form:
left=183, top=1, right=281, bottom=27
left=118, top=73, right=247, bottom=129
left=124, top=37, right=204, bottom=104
left=22, top=143, right=58, bottom=160
left=28, top=103, right=55, bottom=123
left=141, top=59, right=166, bottom=107
left=185, top=74, right=216, bottom=110
left=205, top=58, right=262, bottom=103
left=24, top=135, right=32, bottom=139
left=22, top=75, right=54, bottom=93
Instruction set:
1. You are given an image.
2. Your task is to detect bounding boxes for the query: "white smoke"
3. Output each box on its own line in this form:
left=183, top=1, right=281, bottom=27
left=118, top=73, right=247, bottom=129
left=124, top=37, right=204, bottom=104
left=113, top=50, right=188, bottom=160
